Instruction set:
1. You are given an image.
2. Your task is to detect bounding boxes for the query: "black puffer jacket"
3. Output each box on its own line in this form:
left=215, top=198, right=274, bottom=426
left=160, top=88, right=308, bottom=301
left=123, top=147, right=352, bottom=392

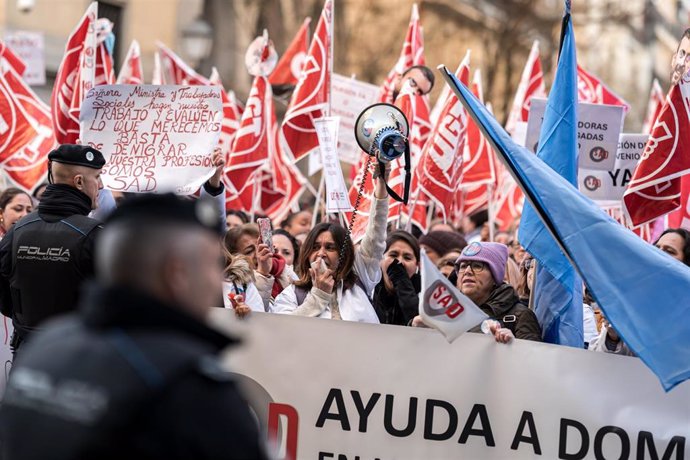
left=469, top=283, right=542, bottom=341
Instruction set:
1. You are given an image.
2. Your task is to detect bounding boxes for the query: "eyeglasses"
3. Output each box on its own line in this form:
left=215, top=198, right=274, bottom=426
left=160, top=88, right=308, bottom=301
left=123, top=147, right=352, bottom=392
left=455, top=261, right=486, bottom=274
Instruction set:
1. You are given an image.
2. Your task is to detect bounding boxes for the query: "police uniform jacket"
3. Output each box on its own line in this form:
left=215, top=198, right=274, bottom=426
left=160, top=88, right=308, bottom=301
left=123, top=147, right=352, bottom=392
left=0, top=284, right=267, bottom=460
left=0, top=184, right=101, bottom=333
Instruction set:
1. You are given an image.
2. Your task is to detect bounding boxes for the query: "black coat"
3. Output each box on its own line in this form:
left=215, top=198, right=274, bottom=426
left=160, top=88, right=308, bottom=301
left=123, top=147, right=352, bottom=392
left=0, top=185, right=101, bottom=336
left=372, top=261, right=421, bottom=326
left=469, top=283, right=543, bottom=341
left=0, top=285, right=267, bottom=460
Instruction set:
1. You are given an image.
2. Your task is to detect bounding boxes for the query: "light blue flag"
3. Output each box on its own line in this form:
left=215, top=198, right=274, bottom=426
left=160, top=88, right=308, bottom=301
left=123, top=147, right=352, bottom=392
left=519, top=12, right=583, bottom=347
left=440, top=67, right=690, bottom=391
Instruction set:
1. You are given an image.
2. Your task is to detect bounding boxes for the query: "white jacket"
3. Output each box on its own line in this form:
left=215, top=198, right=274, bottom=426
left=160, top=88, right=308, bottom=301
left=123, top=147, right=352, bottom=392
left=222, top=281, right=264, bottom=312
left=272, top=198, right=388, bottom=323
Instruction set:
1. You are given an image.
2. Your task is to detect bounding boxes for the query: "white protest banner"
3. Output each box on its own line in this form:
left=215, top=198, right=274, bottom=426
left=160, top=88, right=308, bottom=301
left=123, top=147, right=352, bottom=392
left=315, top=117, right=352, bottom=212
left=308, top=149, right=322, bottom=176
left=526, top=98, right=624, bottom=171
left=216, top=312, right=690, bottom=460
left=331, top=73, right=379, bottom=165
left=4, top=31, right=45, bottom=86
left=0, top=318, right=13, bottom=398
left=579, top=133, right=647, bottom=203
left=79, top=85, right=222, bottom=194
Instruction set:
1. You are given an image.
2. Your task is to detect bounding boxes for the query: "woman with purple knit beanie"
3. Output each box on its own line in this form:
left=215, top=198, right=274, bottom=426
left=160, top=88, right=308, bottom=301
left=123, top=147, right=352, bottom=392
left=454, top=241, right=542, bottom=341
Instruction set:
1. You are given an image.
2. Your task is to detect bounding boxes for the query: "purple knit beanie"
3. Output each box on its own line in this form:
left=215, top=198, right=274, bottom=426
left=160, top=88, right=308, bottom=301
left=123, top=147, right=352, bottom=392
left=456, top=242, right=508, bottom=284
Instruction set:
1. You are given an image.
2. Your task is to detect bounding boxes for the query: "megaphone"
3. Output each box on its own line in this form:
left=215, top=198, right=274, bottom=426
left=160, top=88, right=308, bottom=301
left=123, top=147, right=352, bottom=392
left=353, top=103, right=411, bottom=204
left=354, top=103, right=409, bottom=162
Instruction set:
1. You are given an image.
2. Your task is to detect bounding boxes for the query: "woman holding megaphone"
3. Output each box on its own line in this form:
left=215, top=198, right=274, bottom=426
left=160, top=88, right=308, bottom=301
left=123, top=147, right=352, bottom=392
left=272, top=163, right=390, bottom=322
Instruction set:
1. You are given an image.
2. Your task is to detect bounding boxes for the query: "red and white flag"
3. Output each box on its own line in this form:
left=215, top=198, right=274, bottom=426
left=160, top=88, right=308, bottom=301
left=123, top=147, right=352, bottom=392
left=156, top=41, right=209, bottom=85
left=0, top=40, right=26, bottom=76
left=50, top=2, right=98, bottom=145
left=209, top=67, right=242, bottom=161
left=459, top=71, right=497, bottom=217
left=415, top=53, right=470, bottom=223
left=577, top=64, right=630, bottom=112
left=377, top=3, right=424, bottom=104
left=269, top=17, right=310, bottom=89
left=280, top=0, right=332, bottom=163
left=623, top=81, right=690, bottom=226
left=94, top=18, right=115, bottom=86
left=262, top=144, right=306, bottom=222
left=492, top=167, right=524, bottom=232
left=1, top=65, right=55, bottom=191
left=116, top=40, right=143, bottom=84
left=668, top=175, right=690, bottom=230
left=505, top=40, right=546, bottom=135
left=642, top=78, right=664, bottom=135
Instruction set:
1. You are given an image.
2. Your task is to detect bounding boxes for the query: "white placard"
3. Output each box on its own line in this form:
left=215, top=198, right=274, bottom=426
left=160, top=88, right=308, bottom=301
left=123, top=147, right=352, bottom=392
left=315, top=117, right=352, bottom=212
left=579, top=133, right=647, bottom=203
left=4, top=30, right=45, bottom=86
left=331, top=73, right=379, bottom=165
left=219, top=312, right=690, bottom=460
left=525, top=98, right=624, bottom=171
left=79, top=85, right=222, bottom=194
left=308, top=149, right=322, bottom=176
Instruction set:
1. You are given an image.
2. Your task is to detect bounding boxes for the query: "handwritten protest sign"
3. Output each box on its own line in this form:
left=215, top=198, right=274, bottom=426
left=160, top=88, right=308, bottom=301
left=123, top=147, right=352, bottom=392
left=80, top=85, right=222, bottom=194
left=315, top=117, right=352, bottom=212
left=526, top=98, right=624, bottom=171
left=579, top=133, right=647, bottom=204
left=5, top=31, right=45, bottom=85
left=331, top=73, right=379, bottom=165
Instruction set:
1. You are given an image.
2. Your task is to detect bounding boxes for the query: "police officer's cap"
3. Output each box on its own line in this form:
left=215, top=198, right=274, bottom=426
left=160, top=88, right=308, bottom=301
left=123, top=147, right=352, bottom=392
left=105, top=194, right=224, bottom=236
left=48, top=144, right=106, bottom=169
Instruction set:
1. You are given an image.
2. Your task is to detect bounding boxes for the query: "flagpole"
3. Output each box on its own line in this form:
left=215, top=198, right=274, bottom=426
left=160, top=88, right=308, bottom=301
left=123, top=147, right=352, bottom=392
left=250, top=181, right=261, bottom=222
left=405, top=189, right=421, bottom=232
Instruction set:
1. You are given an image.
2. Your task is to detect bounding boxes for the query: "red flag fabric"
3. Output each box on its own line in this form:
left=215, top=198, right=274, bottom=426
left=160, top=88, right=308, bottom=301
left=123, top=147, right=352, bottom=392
left=269, top=17, right=310, bottom=88
left=94, top=19, right=115, bottom=86
left=0, top=40, right=26, bottom=77
left=377, top=3, right=424, bottom=103
left=459, top=71, right=497, bottom=218
left=209, top=67, right=242, bottom=162
left=156, top=41, right=209, bottom=85
left=668, top=175, right=690, bottom=230
left=116, top=40, right=143, bottom=84
left=51, top=2, right=98, bottom=145
left=225, top=75, right=274, bottom=197
left=505, top=40, right=546, bottom=134
left=280, top=0, right=332, bottom=163
left=1, top=66, right=55, bottom=191
left=415, top=53, right=470, bottom=223
left=642, top=78, right=664, bottom=135
left=623, top=82, right=690, bottom=226
left=492, top=167, right=524, bottom=232
left=577, top=64, right=630, bottom=112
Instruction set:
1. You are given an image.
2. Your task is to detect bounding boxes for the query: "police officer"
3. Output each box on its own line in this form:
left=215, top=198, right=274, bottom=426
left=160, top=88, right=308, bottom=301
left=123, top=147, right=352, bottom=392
left=0, top=194, right=267, bottom=459
left=0, top=144, right=105, bottom=354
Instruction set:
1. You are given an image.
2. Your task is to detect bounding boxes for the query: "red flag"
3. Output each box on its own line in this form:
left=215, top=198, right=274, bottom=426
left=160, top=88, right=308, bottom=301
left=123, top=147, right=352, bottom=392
left=156, top=41, right=209, bottom=85
left=269, top=17, right=310, bottom=88
left=642, top=78, right=664, bottom=135
left=116, top=40, right=143, bottom=84
left=209, top=67, right=242, bottom=161
left=0, top=40, right=26, bottom=76
left=1, top=66, right=55, bottom=191
left=51, top=2, right=98, bottom=145
left=280, top=0, right=332, bottom=163
left=668, top=175, right=690, bottom=230
left=492, top=167, right=524, bottom=232
left=94, top=19, right=115, bottom=86
left=623, top=82, right=690, bottom=226
left=577, top=64, right=630, bottom=112
left=377, top=3, right=424, bottom=103
left=459, top=71, right=497, bottom=218
left=415, top=53, right=470, bottom=223
left=505, top=40, right=546, bottom=134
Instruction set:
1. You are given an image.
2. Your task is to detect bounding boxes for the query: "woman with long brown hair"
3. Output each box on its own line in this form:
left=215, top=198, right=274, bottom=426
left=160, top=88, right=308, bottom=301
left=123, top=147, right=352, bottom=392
left=272, top=166, right=390, bottom=322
